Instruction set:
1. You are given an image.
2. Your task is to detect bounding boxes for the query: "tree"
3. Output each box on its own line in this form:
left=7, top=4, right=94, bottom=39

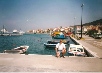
left=87, top=29, right=98, bottom=37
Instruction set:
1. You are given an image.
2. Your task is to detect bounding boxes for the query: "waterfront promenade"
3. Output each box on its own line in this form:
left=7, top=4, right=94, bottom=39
left=0, top=35, right=102, bottom=72
left=72, top=34, right=102, bottom=58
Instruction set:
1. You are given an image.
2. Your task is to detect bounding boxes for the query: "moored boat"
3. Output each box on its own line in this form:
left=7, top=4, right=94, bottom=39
left=4, top=45, right=29, bottom=54
left=68, top=44, right=85, bottom=56
left=51, top=32, right=68, bottom=39
left=44, top=40, right=69, bottom=48
left=52, top=34, right=68, bottom=39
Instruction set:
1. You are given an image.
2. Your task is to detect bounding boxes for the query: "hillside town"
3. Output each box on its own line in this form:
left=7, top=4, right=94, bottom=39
left=1, top=19, right=102, bottom=38
left=27, top=24, right=102, bottom=35
left=26, top=19, right=102, bottom=35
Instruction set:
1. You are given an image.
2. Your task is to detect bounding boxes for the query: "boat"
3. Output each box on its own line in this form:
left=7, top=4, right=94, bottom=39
left=0, top=26, right=24, bottom=36
left=0, top=25, right=10, bottom=36
left=52, top=32, right=68, bottom=39
left=68, top=44, right=85, bottom=56
left=11, top=29, right=24, bottom=36
left=52, top=34, right=68, bottom=39
left=44, top=40, right=69, bottom=48
left=4, top=45, right=29, bottom=54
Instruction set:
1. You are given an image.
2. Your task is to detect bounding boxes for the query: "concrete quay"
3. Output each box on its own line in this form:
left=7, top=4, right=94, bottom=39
left=72, top=35, right=102, bottom=58
left=0, top=35, right=102, bottom=72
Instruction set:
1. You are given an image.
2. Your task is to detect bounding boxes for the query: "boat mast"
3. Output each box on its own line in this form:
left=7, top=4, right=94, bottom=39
left=3, top=25, right=4, bottom=34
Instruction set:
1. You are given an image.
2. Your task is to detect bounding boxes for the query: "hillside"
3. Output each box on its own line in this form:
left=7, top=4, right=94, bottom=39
left=83, top=19, right=102, bottom=26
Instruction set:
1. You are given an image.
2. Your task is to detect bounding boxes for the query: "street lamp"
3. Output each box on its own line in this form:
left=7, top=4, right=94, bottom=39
left=74, top=17, right=76, bottom=35
left=81, top=4, right=84, bottom=39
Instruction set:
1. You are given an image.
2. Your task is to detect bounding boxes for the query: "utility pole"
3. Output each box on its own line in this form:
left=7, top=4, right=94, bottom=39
left=81, top=4, right=84, bottom=38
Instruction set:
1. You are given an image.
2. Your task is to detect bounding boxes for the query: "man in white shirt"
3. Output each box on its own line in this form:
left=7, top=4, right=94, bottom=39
left=55, top=40, right=66, bottom=58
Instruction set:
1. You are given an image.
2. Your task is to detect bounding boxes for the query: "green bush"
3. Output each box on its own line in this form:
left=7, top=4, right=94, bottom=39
left=87, top=29, right=98, bottom=37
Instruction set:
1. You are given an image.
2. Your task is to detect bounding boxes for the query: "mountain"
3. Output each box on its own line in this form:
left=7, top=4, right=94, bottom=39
left=83, top=19, right=102, bottom=26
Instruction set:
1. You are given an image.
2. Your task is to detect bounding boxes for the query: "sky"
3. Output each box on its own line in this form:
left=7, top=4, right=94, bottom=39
left=0, top=0, right=102, bottom=32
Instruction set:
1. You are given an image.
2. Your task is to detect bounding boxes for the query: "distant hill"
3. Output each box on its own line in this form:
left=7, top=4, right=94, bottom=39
left=83, top=19, right=102, bottom=26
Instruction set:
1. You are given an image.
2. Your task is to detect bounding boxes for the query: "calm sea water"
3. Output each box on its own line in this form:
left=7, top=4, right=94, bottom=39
left=0, top=34, right=75, bottom=55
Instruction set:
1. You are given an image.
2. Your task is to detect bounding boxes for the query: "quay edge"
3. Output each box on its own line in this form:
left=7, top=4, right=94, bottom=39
left=70, top=35, right=102, bottom=58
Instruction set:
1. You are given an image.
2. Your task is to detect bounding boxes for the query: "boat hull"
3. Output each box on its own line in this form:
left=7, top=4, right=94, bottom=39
left=44, top=40, right=69, bottom=49
left=4, top=46, right=29, bottom=54
left=44, top=43, right=56, bottom=48
left=44, top=43, right=67, bottom=48
left=52, top=36, right=68, bottom=39
left=68, top=44, right=85, bottom=56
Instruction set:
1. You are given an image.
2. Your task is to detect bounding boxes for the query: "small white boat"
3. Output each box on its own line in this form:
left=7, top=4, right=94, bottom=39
left=68, top=44, right=85, bottom=56
left=4, top=45, right=29, bottom=54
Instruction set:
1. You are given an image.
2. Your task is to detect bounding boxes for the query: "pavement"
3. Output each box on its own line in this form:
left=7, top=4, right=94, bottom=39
left=0, top=35, right=102, bottom=72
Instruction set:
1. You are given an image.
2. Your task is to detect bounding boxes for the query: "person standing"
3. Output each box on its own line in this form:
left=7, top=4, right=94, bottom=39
left=55, top=40, right=66, bottom=58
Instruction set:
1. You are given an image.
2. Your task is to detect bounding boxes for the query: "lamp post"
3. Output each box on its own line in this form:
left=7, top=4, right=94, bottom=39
left=74, top=17, right=76, bottom=35
left=81, top=4, right=84, bottom=38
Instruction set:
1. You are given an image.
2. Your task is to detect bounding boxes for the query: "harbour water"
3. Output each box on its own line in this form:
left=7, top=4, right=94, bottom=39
left=0, top=34, right=75, bottom=55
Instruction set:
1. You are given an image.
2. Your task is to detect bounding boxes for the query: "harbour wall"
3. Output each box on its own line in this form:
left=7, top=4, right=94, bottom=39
left=69, top=36, right=94, bottom=57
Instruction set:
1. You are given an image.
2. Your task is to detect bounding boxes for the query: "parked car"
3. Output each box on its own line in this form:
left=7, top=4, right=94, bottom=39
left=93, top=33, right=102, bottom=39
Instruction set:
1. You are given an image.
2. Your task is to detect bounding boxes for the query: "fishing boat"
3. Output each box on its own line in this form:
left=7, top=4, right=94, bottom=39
left=4, top=45, right=29, bottom=54
left=68, top=44, right=85, bottom=56
left=44, top=40, right=69, bottom=48
left=52, top=32, right=67, bottom=39
left=52, top=34, right=68, bottom=39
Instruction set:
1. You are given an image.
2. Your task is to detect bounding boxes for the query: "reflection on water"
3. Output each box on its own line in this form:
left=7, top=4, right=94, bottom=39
left=0, top=34, right=75, bottom=55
